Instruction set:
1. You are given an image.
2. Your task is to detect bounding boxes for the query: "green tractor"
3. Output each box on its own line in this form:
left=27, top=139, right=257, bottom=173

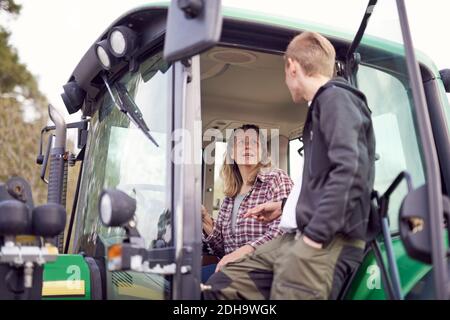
left=2, top=0, right=450, bottom=300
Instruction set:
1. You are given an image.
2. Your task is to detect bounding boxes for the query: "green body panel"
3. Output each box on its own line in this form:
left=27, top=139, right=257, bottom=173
left=345, top=237, right=432, bottom=300
left=42, top=254, right=91, bottom=300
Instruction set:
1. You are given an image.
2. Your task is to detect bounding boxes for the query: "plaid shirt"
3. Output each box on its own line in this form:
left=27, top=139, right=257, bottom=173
left=204, top=168, right=293, bottom=257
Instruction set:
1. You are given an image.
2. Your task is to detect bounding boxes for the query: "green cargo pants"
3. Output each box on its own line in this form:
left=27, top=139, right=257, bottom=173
left=203, top=233, right=365, bottom=300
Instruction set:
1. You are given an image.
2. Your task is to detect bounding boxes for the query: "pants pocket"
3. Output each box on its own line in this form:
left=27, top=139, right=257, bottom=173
left=270, top=238, right=334, bottom=300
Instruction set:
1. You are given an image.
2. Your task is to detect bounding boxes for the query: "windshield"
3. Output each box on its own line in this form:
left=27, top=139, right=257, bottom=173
left=74, top=52, right=172, bottom=253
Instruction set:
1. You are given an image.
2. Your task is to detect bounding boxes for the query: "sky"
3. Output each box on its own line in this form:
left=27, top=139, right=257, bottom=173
left=2, top=0, right=450, bottom=125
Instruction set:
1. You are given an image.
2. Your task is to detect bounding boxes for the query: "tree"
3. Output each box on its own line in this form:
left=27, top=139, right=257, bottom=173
left=0, top=1, right=48, bottom=204
left=0, top=0, right=21, bottom=15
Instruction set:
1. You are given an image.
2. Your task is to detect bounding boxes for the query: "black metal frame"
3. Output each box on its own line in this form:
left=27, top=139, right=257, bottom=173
left=422, top=68, right=450, bottom=195
left=171, top=58, right=202, bottom=299
left=64, top=161, right=84, bottom=254
left=345, top=0, right=377, bottom=83
left=397, top=0, right=448, bottom=300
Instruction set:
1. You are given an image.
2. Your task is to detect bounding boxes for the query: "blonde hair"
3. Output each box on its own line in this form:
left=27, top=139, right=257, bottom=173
left=220, top=124, right=271, bottom=198
left=285, top=31, right=336, bottom=78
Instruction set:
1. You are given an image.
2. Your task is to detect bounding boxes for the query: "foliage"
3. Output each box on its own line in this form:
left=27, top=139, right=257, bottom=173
left=0, top=1, right=48, bottom=204
left=0, top=0, right=21, bottom=15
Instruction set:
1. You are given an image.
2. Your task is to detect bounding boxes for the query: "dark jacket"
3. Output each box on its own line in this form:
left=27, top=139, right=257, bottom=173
left=295, top=77, right=376, bottom=246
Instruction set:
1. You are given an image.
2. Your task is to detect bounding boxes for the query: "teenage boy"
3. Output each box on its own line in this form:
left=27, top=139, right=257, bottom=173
left=203, top=31, right=376, bottom=300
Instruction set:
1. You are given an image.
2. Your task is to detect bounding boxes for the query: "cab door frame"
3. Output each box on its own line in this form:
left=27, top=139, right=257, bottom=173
left=172, top=57, right=203, bottom=299
left=396, top=0, right=448, bottom=300
left=163, top=0, right=449, bottom=300
left=346, top=0, right=448, bottom=299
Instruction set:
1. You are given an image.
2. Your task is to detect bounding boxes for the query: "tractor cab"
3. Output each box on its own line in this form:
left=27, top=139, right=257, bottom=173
left=38, top=0, right=450, bottom=300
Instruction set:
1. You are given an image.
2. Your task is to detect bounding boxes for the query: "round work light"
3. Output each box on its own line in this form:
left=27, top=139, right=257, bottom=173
left=99, top=189, right=136, bottom=227
left=95, top=40, right=117, bottom=70
left=108, top=26, right=138, bottom=58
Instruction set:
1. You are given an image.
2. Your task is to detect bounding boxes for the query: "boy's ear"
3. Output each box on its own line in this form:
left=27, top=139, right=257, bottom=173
left=286, top=57, right=297, bottom=76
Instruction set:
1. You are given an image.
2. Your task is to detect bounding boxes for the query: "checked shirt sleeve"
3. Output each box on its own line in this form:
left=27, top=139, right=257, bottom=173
left=248, top=170, right=293, bottom=248
left=203, top=205, right=226, bottom=257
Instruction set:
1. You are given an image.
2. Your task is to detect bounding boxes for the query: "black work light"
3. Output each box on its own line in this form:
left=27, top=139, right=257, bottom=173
left=108, top=26, right=138, bottom=58
left=99, top=189, right=136, bottom=227
left=61, top=81, right=86, bottom=114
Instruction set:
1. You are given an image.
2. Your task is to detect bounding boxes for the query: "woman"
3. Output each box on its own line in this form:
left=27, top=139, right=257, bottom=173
left=202, top=124, right=293, bottom=274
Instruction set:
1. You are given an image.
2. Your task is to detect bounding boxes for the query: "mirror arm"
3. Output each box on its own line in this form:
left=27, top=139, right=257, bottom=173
left=39, top=134, right=53, bottom=185
left=371, top=240, right=396, bottom=300
left=383, top=171, right=413, bottom=199
left=379, top=171, right=413, bottom=219
left=376, top=171, right=413, bottom=300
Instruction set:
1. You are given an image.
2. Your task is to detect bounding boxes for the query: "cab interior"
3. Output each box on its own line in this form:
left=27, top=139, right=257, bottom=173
left=200, top=46, right=307, bottom=218
left=190, top=27, right=440, bottom=298
left=198, top=44, right=366, bottom=299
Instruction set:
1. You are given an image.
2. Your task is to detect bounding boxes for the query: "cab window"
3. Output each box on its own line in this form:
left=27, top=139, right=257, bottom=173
left=285, top=65, right=427, bottom=232
left=74, top=52, right=173, bottom=253
left=357, top=64, right=426, bottom=231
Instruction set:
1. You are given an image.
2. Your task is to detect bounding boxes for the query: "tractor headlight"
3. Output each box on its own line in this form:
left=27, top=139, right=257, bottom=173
left=95, top=40, right=116, bottom=70
left=100, top=193, right=113, bottom=226
left=99, top=189, right=136, bottom=227
left=108, top=26, right=138, bottom=58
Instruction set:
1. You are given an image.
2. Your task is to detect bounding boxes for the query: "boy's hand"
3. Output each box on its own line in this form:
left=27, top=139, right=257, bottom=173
left=243, top=201, right=282, bottom=223
left=302, top=235, right=323, bottom=249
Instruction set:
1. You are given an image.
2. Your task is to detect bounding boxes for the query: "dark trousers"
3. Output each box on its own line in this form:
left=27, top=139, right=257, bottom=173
left=204, top=233, right=365, bottom=300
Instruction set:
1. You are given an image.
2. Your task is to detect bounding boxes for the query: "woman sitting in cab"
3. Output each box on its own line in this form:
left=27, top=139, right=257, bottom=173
left=202, top=124, right=293, bottom=277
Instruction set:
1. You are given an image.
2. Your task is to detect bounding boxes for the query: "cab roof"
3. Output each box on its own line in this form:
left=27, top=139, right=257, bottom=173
left=66, top=1, right=439, bottom=116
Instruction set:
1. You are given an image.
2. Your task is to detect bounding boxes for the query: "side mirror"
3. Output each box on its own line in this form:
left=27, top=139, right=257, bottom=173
left=399, top=185, right=450, bottom=264
left=399, top=185, right=431, bottom=263
left=439, top=69, right=450, bottom=93
left=163, top=0, right=223, bottom=63
left=99, top=189, right=136, bottom=227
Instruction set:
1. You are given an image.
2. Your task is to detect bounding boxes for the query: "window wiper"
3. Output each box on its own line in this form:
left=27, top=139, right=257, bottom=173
left=101, top=74, right=159, bottom=147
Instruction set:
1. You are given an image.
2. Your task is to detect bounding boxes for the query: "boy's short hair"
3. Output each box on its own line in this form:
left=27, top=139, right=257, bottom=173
left=285, top=31, right=336, bottom=78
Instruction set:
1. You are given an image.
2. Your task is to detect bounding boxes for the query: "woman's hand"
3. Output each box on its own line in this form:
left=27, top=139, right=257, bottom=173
left=243, top=201, right=282, bottom=223
left=202, top=205, right=214, bottom=235
left=215, top=244, right=255, bottom=272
